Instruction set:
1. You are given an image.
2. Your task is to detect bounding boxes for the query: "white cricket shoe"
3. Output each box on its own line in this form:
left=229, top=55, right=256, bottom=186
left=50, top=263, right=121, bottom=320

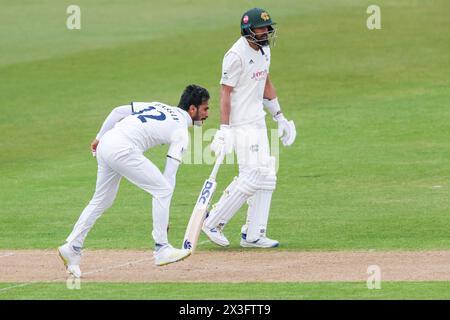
left=58, top=243, right=82, bottom=278
left=240, top=236, right=279, bottom=248
left=240, top=226, right=279, bottom=248
left=202, top=224, right=230, bottom=247
left=154, top=244, right=191, bottom=266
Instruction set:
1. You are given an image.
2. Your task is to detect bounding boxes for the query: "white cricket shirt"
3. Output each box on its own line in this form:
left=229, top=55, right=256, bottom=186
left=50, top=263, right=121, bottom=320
left=113, top=102, right=191, bottom=162
left=220, top=37, right=271, bottom=126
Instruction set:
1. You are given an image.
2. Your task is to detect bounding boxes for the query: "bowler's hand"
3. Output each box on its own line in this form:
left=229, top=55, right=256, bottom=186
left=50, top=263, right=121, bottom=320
left=91, top=139, right=99, bottom=157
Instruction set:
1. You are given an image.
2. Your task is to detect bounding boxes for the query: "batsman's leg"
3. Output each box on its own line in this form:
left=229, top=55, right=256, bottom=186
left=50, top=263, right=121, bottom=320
left=240, top=120, right=279, bottom=247
left=242, top=184, right=278, bottom=248
left=202, top=170, right=260, bottom=246
left=203, top=121, right=263, bottom=243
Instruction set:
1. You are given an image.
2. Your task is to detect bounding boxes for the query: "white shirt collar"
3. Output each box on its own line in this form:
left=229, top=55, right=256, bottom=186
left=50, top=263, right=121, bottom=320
left=176, top=108, right=193, bottom=127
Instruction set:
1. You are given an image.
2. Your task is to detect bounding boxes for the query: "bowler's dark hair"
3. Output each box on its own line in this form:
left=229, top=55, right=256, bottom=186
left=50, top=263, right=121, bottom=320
left=178, top=84, right=210, bottom=111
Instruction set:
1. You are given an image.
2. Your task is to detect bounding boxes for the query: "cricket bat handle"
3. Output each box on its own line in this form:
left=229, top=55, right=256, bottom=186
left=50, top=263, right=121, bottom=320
left=209, top=152, right=225, bottom=181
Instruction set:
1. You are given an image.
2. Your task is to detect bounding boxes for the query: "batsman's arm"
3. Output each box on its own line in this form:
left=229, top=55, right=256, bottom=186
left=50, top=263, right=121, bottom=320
left=213, top=51, right=241, bottom=155
left=210, top=85, right=234, bottom=155
left=263, top=75, right=297, bottom=146
left=219, top=51, right=242, bottom=126
left=263, top=75, right=281, bottom=116
left=220, top=84, right=233, bottom=125
left=263, top=74, right=277, bottom=100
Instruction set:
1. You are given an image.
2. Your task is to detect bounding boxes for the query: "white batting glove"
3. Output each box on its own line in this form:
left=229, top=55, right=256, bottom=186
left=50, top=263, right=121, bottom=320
left=274, top=113, right=296, bottom=146
left=210, top=125, right=234, bottom=156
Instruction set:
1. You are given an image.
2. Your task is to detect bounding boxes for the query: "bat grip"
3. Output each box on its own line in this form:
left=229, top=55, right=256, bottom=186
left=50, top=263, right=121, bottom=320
left=209, top=152, right=225, bottom=181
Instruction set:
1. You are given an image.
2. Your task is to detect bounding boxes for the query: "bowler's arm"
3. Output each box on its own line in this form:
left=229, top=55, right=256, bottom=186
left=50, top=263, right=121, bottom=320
left=165, top=132, right=188, bottom=188
left=163, top=156, right=181, bottom=191
left=91, top=105, right=132, bottom=155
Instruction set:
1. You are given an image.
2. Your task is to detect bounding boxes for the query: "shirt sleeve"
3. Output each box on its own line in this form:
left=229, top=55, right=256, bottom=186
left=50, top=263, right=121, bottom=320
left=220, top=51, right=243, bottom=87
left=167, top=128, right=189, bottom=163
left=96, top=105, right=133, bottom=140
left=163, top=156, right=181, bottom=189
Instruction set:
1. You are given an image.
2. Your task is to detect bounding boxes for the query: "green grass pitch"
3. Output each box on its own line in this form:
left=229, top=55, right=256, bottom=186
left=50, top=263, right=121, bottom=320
left=1, top=282, right=450, bottom=300
left=0, top=0, right=449, bottom=299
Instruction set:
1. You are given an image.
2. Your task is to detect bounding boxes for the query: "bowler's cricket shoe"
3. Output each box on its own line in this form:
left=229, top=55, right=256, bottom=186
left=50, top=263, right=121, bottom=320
left=240, top=227, right=279, bottom=248
left=202, top=224, right=230, bottom=247
left=154, top=244, right=191, bottom=266
left=57, top=243, right=82, bottom=278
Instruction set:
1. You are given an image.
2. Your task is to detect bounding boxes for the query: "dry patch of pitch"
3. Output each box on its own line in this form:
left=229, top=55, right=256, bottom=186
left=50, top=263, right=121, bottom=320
left=2, top=250, right=450, bottom=283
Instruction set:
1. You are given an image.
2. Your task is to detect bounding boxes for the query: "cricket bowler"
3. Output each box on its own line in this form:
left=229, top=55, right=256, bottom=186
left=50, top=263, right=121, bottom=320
left=203, top=8, right=296, bottom=248
left=58, top=85, right=210, bottom=277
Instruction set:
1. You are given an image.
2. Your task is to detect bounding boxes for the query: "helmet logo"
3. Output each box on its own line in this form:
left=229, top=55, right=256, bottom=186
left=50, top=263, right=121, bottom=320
left=261, top=12, right=270, bottom=21
left=243, top=15, right=249, bottom=23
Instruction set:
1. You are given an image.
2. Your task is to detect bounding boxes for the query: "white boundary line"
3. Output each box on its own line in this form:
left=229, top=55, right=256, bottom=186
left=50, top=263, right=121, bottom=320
left=0, top=256, right=154, bottom=294
left=0, top=253, right=14, bottom=258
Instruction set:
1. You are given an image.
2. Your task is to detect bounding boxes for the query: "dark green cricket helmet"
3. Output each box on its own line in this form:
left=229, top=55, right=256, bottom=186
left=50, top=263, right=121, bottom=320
left=240, top=8, right=277, bottom=47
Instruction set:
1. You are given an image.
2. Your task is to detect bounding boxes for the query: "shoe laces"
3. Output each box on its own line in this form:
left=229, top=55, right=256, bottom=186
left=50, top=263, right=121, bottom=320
left=216, top=225, right=226, bottom=236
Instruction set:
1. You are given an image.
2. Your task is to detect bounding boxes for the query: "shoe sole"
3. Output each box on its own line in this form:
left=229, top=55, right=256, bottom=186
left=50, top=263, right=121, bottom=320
left=240, top=242, right=279, bottom=248
left=156, top=250, right=192, bottom=267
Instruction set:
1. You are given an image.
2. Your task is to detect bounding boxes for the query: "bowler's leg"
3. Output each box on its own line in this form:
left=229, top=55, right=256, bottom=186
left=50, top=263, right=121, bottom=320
left=109, top=150, right=173, bottom=245
left=110, top=151, right=190, bottom=265
left=66, top=160, right=121, bottom=248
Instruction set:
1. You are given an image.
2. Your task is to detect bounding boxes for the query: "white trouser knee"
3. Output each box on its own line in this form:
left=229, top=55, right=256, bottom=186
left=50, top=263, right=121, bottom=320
left=203, top=169, right=261, bottom=229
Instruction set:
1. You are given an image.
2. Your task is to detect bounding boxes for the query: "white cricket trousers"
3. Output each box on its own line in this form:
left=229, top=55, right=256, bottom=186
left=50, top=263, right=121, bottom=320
left=65, top=130, right=173, bottom=247
left=205, top=118, right=277, bottom=241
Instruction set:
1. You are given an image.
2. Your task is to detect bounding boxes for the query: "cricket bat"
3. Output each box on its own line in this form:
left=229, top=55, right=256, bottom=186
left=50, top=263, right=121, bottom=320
left=182, top=152, right=225, bottom=253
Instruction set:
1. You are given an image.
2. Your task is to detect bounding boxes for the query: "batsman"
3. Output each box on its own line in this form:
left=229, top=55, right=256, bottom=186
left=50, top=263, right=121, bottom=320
left=203, top=8, right=296, bottom=248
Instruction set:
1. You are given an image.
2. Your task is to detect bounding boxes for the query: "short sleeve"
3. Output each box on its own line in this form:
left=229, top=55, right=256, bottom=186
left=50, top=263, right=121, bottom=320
left=220, top=51, right=243, bottom=87
left=167, top=128, right=189, bottom=162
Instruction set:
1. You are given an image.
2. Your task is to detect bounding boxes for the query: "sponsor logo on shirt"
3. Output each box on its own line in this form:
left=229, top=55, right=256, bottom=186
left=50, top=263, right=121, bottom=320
left=251, top=69, right=268, bottom=81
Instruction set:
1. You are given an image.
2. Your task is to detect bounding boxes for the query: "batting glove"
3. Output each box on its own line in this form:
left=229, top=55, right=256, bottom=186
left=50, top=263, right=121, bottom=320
left=210, top=125, right=234, bottom=156
left=274, top=113, right=296, bottom=146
